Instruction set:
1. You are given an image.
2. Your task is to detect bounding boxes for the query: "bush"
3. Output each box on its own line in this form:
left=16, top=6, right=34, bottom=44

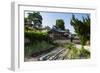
left=25, top=31, right=52, bottom=43
left=25, top=26, right=34, bottom=31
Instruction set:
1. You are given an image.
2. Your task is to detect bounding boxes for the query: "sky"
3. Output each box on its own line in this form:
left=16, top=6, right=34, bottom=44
left=25, top=11, right=90, bottom=34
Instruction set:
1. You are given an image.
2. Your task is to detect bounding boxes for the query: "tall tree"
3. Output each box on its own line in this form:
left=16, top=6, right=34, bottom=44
left=56, top=19, right=65, bottom=30
left=27, top=12, right=43, bottom=28
left=70, top=14, right=90, bottom=46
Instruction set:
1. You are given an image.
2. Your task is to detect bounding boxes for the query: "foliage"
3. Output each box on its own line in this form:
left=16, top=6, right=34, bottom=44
left=70, top=15, right=90, bottom=46
left=64, top=43, right=75, bottom=49
left=25, top=26, right=34, bottom=31
left=64, top=43, right=90, bottom=59
left=25, top=41, right=54, bottom=58
left=65, top=29, right=70, bottom=34
left=64, top=43, right=79, bottom=59
left=67, top=47, right=79, bottom=59
left=25, top=11, right=43, bottom=28
left=25, top=31, right=53, bottom=44
left=44, top=26, right=51, bottom=30
left=55, top=19, right=65, bottom=30
left=79, top=47, right=90, bottom=58
left=25, top=31, right=47, bottom=42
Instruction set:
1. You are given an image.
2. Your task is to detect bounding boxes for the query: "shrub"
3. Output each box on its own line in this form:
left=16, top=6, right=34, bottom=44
left=25, top=31, right=52, bottom=43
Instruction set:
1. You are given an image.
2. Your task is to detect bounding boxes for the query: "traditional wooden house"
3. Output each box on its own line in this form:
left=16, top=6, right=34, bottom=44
left=48, top=29, right=70, bottom=40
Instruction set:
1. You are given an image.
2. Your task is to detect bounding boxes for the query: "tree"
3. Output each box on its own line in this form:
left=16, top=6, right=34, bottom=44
left=44, top=26, right=51, bottom=30
left=27, top=12, right=43, bottom=28
left=24, top=17, right=28, bottom=25
left=56, top=19, right=65, bottom=30
left=70, top=14, right=90, bottom=46
left=65, top=29, right=70, bottom=34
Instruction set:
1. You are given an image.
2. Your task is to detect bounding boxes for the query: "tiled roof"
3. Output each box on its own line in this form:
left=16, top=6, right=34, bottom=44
left=49, top=28, right=69, bottom=34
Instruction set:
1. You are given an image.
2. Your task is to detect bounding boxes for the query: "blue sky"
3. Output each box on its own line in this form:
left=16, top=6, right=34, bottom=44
left=25, top=11, right=90, bottom=34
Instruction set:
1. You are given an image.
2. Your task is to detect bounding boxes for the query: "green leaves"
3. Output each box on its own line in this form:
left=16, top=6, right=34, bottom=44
left=64, top=43, right=90, bottom=59
left=56, top=19, right=65, bottom=30
left=70, top=14, right=90, bottom=46
left=25, top=11, right=43, bottom=28
left=25, top=31, right=47, bottom=42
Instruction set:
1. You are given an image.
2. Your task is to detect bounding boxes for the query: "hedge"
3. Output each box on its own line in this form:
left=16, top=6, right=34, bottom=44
left=25, top=31, right=52, bottom=43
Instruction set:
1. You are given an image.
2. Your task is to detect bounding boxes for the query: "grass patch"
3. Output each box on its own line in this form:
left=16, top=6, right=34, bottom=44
left=64, top=43, right=90, bottom=59
left=25, top=41, right=55, bottom=58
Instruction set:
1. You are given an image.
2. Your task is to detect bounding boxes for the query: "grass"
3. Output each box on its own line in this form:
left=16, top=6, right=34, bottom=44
left=24, top=41, right=55, bottom=58
left=64, top=43, right=90, bottom=59
left=24, top=29, right=55, bottom=58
